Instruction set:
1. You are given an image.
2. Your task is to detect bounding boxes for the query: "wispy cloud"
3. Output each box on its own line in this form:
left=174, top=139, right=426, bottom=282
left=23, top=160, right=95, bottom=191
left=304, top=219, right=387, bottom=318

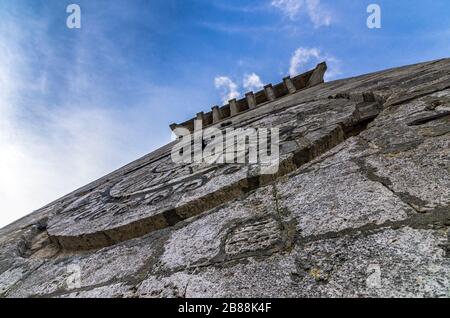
left=199, top=21, right=279, bottom=35
left=214, top=76, right=240, bottom=103
left=209, top=1, right=269, bottom=13
left=243, top=73, right=264, bottom=92
left=289, top=47, right=321, bottom=76
left=271, top=0, right=303, bottom=20
left=0, top=4, right=173, bottom=228
left=271, top=0, right=331, bottom=28
left=305, top=0, right=331, bottom=28
left=289, top=47, right=341, bottom=80
left=0, top=23, right=130, bottom=227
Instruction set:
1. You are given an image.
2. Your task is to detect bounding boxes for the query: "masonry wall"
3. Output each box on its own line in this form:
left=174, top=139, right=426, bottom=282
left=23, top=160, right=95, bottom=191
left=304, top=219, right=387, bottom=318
left=0, top=58, right=449, bottom=298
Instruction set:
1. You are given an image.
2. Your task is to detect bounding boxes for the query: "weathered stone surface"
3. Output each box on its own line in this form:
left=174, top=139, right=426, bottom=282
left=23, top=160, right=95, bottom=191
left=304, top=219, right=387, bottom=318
left=277, top=158, right=412, bottom=237
left=291, top=227, right=450, bottom=298
left=135, top=227, right=450, bottom=298
left=1, top=58, right=450, bottom=298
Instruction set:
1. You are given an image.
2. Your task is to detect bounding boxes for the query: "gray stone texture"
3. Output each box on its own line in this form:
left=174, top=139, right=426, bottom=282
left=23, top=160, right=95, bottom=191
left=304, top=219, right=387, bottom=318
left=1, top=58, right=449, bottom=298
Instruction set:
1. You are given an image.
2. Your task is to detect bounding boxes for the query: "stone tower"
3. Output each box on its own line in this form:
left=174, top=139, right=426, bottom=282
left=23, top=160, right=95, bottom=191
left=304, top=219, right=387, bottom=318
left=0, top=58, right=449, bottom=298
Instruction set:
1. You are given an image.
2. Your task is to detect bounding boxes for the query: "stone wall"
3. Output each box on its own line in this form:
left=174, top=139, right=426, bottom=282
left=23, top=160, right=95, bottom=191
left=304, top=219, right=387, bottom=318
left=0, top=58, right=449, bottom=298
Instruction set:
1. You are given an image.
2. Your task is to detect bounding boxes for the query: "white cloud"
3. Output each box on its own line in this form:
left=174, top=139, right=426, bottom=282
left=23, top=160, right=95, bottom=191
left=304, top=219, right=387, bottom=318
left=271, top=0, right=331, bottom=28
left=271, top=0, right=303, bottom=20
left=243, top=73, right=264, bottom=92
left=289, top=47, right=321, bottom=76
left=214, top=76, right=240, bottom=103
left=305, top=0, right=331, bottom=28
left=0, top=8, right=173, bottom=228
left=289, top=47, right=341, bottom=80
left=0, top=26, right=134, bottom=228
left=214, top=73, right=265, bottom=103
left=0, top=107, right=131, bottom=226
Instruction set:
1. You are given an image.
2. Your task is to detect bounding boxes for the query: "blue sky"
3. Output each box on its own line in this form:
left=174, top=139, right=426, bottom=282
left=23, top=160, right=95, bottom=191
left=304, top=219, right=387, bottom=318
left=0, top=0, right=449, bottom=227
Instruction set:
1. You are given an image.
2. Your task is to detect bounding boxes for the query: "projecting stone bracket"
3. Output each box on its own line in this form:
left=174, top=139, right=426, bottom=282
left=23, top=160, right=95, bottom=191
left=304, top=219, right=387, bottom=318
left=16, top=219, right=61, bottom=260
left=170, top=62, right=328, bottom=135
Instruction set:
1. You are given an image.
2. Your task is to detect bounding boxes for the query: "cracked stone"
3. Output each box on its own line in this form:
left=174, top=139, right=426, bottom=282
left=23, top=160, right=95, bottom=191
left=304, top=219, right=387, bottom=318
left=1, top=58, right=450, bottom=298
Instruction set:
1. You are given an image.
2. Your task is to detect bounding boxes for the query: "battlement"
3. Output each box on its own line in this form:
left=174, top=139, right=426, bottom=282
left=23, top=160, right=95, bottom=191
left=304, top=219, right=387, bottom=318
left=170, top=62, right=327, bottom=134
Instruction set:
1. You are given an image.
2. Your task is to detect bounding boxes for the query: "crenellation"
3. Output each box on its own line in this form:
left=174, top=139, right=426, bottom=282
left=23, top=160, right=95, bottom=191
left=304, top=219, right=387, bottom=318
left=211, top=106, right=221, bottom=124
left=283, top=76, right=297, bottom=94
left=204, top=111, right=213, bottom=127
left=272, top=82, right=288, bottom=99
left=169, top=123, right=178, bottom=131
left=195, top=113, right=204, bottom=131
left=246, top=92, right=257, bottom=109
left=236, top=97, right=249, bottom=113
left=170, top=62, right=328, bottom=133
left=264, top=84, right=276, bottom=101
left=229, top=99, right=239, bottom=116
left=219, top=104, right=231, bottom=118
left=255, top=90, right=268, bottom=105
left=196, top=112, right=204, bottom=122
left=306, top=61, right=327, bottom=87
